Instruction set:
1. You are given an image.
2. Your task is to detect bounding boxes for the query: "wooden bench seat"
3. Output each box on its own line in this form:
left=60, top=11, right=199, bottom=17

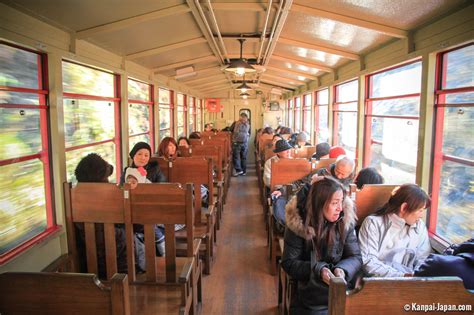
left=0, top=272, right=129, bottom=315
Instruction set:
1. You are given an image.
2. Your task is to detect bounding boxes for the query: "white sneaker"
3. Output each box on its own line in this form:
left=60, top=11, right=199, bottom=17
left=233, top=171, right=243, bottom=177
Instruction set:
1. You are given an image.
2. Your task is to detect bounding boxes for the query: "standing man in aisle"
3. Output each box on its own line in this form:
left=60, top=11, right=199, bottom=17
left=232, top=112, right=250, bottom=176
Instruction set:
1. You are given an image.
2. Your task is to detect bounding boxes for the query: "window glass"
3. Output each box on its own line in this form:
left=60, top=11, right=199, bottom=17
left=159, top=88, right=172, bottom=139
left=317, top=89, right=329, bottom=105
left=63, top=99, right=115, bottom=147
left=336, top=80, right=357, bottom=103
left=288, top=99, right=293, bottom=128
left=128, top=103, right=150, bottom=135
left=129, top=134, right=150, bottom=150
left=303, top=93, right=312, bottom=134
left=0, top=44, right=39, bottom=89
left=0, top=43, right=52, bottom=259
left=62, top=62, right=114, bottom=97
left=443, top=45, right=474, bottom=89
left=441, top=106, right=474, bottom=160
left=158, top=88, right=170, bottom=103
left=371, top=98, right=419, bottom=116
left=336, top=112, right=357, bottom=158
left=294, top=97, right=301, bottom=131
left=128, top=79, right=149, bottom=101
left=0, top=159, right=47, bottom=255
left=66, top=142, right=116, bottom=183
left=371, top=62, right=422, bottom=98
left=0, top=107, right=41, bottom=160
left=196, top=100, right=202, bottom=131
left=159, top=106, right=171, bottom=131
left=317, top=105, right=329, bottom=143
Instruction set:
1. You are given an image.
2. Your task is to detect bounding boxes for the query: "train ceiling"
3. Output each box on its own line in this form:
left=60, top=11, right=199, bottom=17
left=2, top=0, right=468, bottom=97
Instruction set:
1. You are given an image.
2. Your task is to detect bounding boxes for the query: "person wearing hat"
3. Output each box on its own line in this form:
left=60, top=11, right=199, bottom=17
left=263, top=139, right=293, bottom=187
left=312, top=142, right=331, bottom=160
left=294, top=132, right=311, bottom=148
left=120, top=141, right=167, bottom=185
left=329, top=146, right=346, bottom=159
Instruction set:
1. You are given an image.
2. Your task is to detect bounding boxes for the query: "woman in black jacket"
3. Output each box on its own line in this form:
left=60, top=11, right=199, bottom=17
left=281, top=177, right=362, bottom=315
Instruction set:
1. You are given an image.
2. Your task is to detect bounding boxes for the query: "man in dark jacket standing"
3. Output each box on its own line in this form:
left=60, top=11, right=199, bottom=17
left=232, top=113, right=250, bottom=176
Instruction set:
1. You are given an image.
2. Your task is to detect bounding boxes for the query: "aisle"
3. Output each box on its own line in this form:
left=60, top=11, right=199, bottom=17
left=201, top=164, right=279, bottom=315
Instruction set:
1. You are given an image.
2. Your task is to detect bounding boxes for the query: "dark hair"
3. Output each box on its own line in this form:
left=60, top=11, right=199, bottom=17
left=204, top=123, right=212, bottom=129
left=74, top=153, right=113, bottom=183
left=279, top=127, right=292, bottom=135
left=262, top=127, right=274, bottom=135
left=177, top=136, right=190, bottom=146
left=189, top=132, right=201, bottom=139
left=305, top=177, right=346, bottom=258
left=355, top=167, right=384, bottom=189
left=157, top=137, right=178, bottom=159
left=272, top=134, right=283, bottom=141
left=376, top=184, right=430, bottom=216
left=129, top=141, right=151, bottom=159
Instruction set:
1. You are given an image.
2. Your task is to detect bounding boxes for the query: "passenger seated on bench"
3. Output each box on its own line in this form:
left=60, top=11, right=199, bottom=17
left=125, top=167, right=151, bottom=189
left=178, top=136, right=190, bottom=148
left=359, top=184, right=432, bottom=277
left=157, top=136, right=179, bottom=161
left=328, top=146, right=346, bottom=159
left=311, top=142, right=330, bottom=160
left=74, top=153, right=129, bottom=276
left=315, top=155, right=355, bottom=192
left=282, top=177, right=361, bottom=315
left=415, top=238, right=474, bottom=290
left=120, top=141, right=167, bottom=256
left=354, top=167, right=384, bottom=190
left=189, top=131, right=201, bottom=139
left=293, top=132, right=311, bottom=148
left=263, top=139, right=293, bottom=188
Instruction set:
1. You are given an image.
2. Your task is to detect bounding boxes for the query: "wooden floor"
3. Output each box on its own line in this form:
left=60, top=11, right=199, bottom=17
left=201, top=165, right=279, bottom=315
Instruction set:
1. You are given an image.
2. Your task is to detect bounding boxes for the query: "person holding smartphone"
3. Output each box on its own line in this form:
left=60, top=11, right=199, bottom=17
left=282, top=177, right=362, bottom=315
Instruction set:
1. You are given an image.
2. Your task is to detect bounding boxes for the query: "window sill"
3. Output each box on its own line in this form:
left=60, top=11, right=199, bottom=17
left=429, top=232, right=452, bottom=254
left=0, top=225, right=64, bottom=265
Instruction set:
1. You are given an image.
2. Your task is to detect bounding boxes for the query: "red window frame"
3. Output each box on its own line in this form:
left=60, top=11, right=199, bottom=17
left=294, top=96, right=301, bottom=131
left=158, top=88, right=174, bottom=139
left=302, top=93, right=312, bottom=134
left=314, top=89, right=329, bottom=143
left=128, top=79, right=154, bottom=152
left=0, top=42, right=58, bottom=264
left=364, top=60, right=421, bottom=176
left=333, top=80, right=359, bottom=158
left=62, top=61, right=122, bottom=183
left=430, top=43, right=474, bottom=241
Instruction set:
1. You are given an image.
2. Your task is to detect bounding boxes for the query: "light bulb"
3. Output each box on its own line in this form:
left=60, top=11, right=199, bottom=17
left=242, top=95, right=248, bottom=99
left=236, top=68, right=245, bottom=76
left=240, top=88, right=248, bottom=93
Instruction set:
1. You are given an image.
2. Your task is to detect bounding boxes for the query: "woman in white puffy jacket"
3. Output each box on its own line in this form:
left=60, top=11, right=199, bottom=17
left=358, top=184, right=432, bottom=277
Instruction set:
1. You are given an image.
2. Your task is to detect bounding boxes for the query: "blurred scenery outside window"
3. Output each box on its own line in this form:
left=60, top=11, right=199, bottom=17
left=294, top=96, right=301, bottom=132
left=177, top=93, right=186, bottom=137
left=287, top=99, right=293, bottom=129
left=315, top=89, right=329, bottom=144
left=128, top=79, right=153, bottom=151
left=196, top=99, right=202, bottom=131
left=62, top=61, right=120, bottom=184
left=158, top=88, right=172, bottom=141
left=334, top=80, right=358, bottom=158
left=432, top=44, right=473, bottom=244
left=0, top=43, right=54, bottom=259
left=189, top=96, right=195, bottom=134
left=366, top=61, right=422, bottom=184
left=303, top=94, right=312, bottom=135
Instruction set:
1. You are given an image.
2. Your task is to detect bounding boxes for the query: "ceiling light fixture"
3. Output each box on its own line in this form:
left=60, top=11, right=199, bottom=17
left=236, top=76, right=252, bottom=93
left=240, top=92, right=250, bottom=99
left=225, top=39, right=256, bottom=76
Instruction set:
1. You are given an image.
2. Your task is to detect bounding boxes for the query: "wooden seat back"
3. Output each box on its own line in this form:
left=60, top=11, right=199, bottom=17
left=64, top=182, right=125, bottom=279
left=189, top=138, right=202, bottom=146
left=178, top=145, right=192, bottom=157
left=264, top=146, right=276, bottom=162
left=290, top=146, right=316, bottom=159
left=202, top=137, right=229, bottom=167
left=355, top=184, right=398, bottom=226
left=191, top=145, right=223, bottom=181
left=270, top=158, right=313, bottom=191
left=124, top=183, right=194, bottom=283
left=329, top=276, right=474, bottom=315
left=311, top=158, right=337, bottom=172
left=150, top=156, right=171, bottom=180
left=169, top=157, right=214, bottom=224
left=258, top=135, right=273, bottom=153
left=0, top=272, right=130, bottom=315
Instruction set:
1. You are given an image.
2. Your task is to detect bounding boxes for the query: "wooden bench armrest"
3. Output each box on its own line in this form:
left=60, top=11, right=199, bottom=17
left=178, top=258, right=194, bottom=284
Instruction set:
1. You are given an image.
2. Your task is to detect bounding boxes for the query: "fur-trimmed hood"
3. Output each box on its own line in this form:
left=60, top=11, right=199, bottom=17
left=285, top=193, right=357, bottom=240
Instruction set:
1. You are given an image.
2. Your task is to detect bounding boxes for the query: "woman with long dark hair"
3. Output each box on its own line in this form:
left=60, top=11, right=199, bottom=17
left=359, top=184, right=431, bottom=277
left=282, top=177, right=361, bottom=314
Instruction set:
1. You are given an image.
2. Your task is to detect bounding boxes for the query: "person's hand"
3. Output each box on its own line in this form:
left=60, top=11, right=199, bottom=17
left=333, top=268, right=346, bottom=279
left=271, top=190, right=282, bottom=198
left=320, top=267, right=335, bottom=285
left=311, top=175, right=324, bottom=184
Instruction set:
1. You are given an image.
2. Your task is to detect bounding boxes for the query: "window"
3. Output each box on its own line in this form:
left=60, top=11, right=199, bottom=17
left=62, top=61, right=121, bottom=183
left=0, top=42, right=56, bottom=263
left=189, top=96, right=196, bottom=133
left=294, top=96, right=301, bottom=132
left=365, top=61, right=422, bottom=184
left=431, top=44, right=473, bottom=244
left=128, top=79, right=154, bottom=151
left=158, top=88, right=173, bottom=141
left=315, top=89, right=329, bottom=144
left=302, top=94, right=312, bottom=135
left=196, top=99, right=202, bottom=131
left=333, top=80, right=358, bottom=158
left=177, top=93, right=186, bottom=137
left=287, top=99, right=293, bottom=128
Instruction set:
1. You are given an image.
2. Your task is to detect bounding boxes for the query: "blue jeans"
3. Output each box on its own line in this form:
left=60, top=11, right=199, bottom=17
left=232, top=142, right=248, bottom=173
